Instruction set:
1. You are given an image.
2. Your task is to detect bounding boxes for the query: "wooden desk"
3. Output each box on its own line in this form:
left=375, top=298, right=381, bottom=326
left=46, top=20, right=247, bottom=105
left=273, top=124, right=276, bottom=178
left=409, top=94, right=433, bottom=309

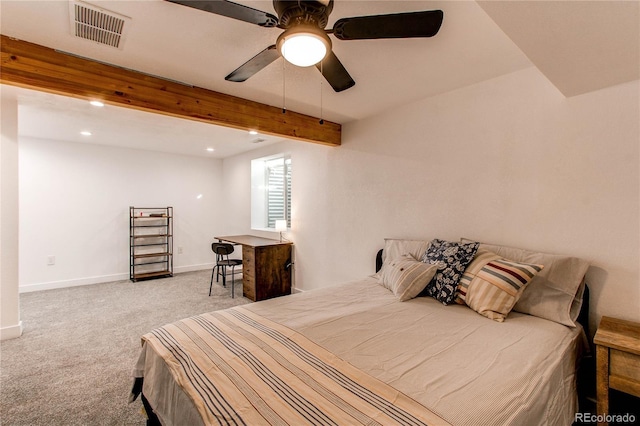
left=215, top=235, right=292, bottom=301
left=594, top=316, right=640, bottom=425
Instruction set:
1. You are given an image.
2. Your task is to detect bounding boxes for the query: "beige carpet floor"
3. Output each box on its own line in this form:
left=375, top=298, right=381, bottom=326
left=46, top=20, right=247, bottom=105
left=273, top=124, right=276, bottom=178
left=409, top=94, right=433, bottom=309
left=0, top=270, right=249, bottom=425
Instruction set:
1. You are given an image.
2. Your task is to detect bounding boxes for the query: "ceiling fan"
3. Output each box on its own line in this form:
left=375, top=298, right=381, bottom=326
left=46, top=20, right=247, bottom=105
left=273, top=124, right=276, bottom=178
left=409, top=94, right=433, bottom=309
left=167, top=0, right=444, bottom=92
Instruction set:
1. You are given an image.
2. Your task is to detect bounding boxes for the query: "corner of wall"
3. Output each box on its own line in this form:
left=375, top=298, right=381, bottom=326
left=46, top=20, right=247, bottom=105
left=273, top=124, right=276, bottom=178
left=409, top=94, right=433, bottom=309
left=0, top=321, right=23, bottom=341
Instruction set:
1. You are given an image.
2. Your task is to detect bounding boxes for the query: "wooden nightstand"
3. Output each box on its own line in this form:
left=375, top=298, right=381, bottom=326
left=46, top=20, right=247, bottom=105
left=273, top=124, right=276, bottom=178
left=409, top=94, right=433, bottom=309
left=594, top=316, right=640, bottom=425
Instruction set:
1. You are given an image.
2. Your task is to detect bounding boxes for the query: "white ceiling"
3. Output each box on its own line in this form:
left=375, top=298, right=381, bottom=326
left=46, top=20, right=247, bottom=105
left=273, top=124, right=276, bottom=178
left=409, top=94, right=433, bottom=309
left=10, top=86, right=282, bottom=158
left=1, top=0, right=638, bottom=158
left=477, top=0, right=640, bottom=97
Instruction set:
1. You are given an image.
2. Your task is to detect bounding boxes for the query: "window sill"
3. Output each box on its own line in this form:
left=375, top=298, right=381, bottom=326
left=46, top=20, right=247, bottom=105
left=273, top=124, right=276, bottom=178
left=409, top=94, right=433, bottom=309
left=251, top=228, right=290, bottom=237
left=251, top=227, right=282, bottom=233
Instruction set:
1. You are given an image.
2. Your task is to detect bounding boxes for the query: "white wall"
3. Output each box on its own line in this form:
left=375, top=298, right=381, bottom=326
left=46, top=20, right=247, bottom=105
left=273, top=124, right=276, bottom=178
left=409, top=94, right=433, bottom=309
left=1, top=90, right=22, bottom=340
left=223, top=67, right=639, bottom=333
left=19, top=137, right=224, bottom=291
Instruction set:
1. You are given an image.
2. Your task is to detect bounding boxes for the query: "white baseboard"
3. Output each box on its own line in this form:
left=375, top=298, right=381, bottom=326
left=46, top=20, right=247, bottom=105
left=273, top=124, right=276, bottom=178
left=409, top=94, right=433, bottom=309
left=19, top=273, right=129, bottom=293
left=174, top=263, right=214, bottom=274
left=19, top=263, right=215, bottom=293
left=0, top=321, right=23, bottom=341
left=292, top=287, right=304, bottom=294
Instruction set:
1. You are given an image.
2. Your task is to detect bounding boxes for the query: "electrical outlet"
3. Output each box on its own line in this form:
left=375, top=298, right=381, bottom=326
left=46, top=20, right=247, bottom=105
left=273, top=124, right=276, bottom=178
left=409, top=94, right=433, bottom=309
left=47, top=255, right=55, bottom=266
left=178, top=246, right=183, bottom=254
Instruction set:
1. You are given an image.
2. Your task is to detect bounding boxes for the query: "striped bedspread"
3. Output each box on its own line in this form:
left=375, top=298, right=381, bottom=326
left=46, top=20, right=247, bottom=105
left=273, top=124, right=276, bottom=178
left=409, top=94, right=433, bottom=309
left=141, top=306, right=449, bottom=426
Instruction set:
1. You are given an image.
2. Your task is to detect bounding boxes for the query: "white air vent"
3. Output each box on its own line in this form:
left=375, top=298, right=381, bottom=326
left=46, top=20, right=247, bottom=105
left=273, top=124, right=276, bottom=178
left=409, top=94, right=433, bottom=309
left=69, top=1, right=131, bottom=49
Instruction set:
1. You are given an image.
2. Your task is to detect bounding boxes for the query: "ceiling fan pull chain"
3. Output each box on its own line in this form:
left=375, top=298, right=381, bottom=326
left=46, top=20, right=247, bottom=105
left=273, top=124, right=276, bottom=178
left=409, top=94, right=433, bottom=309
left=319, top=60, right=324, bottom=125
left=282, top=58, right=287, bottom=114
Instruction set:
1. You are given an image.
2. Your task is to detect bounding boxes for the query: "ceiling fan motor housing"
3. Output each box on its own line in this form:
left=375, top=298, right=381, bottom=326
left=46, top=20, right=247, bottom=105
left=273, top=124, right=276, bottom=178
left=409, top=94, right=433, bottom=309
left=273, top=0, right=334, bottom=29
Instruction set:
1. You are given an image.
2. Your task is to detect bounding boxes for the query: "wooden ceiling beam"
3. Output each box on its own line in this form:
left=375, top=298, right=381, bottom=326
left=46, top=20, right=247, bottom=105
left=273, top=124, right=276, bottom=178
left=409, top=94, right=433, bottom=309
left=0, top=35, right=341, bottom=147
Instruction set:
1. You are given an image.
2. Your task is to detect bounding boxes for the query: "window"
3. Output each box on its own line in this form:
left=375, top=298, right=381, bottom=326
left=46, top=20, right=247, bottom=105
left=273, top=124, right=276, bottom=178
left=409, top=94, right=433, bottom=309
left=251, top=155, right=291, bottom=231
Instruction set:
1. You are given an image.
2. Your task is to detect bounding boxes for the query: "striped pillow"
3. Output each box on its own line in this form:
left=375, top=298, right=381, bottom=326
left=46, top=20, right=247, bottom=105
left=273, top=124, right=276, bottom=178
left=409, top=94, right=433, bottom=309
left=456, top=249, right=543, bottom=322
left=379, top=255, right=439, bottom=301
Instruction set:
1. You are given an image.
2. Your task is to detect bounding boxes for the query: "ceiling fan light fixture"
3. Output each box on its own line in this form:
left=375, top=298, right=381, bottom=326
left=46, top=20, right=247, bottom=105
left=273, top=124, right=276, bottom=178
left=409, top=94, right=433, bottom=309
left=277, top=26, right=331, bottom=67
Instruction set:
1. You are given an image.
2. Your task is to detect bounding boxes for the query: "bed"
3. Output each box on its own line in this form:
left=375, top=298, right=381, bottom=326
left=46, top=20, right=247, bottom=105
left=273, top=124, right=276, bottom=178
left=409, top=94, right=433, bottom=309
left=131, top=238, right=591, bottom=426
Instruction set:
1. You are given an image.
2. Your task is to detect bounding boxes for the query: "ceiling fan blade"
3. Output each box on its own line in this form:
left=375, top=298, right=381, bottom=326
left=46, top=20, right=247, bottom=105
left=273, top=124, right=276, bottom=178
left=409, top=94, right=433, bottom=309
left=225, top=45, right=280, bottom=82
left=167, top=0, right=278, bottom=27
left=332, top=10, right=443, bottom=40
left=316, top=51, right=355, bottom=92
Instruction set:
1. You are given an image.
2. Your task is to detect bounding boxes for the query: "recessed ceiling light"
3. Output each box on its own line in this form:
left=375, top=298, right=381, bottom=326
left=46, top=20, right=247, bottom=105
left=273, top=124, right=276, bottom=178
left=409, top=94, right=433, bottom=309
left=89, top=100, right=104, bottom=107
left=248, top=130, right=258, bottom=135
left=206, top=147, right=215, bottom=152
left=80, top=131, right=92, bottom=136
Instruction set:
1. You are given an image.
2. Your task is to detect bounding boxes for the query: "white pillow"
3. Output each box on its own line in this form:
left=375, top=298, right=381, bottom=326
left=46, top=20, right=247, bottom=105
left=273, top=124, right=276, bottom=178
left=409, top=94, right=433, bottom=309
left=461, top=238, right=589, bottom=327
left=377, top=238, right=431, bottom=278
left=379, top=254, right=438, bottom=301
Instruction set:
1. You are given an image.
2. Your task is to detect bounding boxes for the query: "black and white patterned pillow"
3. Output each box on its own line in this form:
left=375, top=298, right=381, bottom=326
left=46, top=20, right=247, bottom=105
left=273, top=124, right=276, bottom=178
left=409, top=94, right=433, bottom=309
left=422, top=239, right=479, bottom=305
